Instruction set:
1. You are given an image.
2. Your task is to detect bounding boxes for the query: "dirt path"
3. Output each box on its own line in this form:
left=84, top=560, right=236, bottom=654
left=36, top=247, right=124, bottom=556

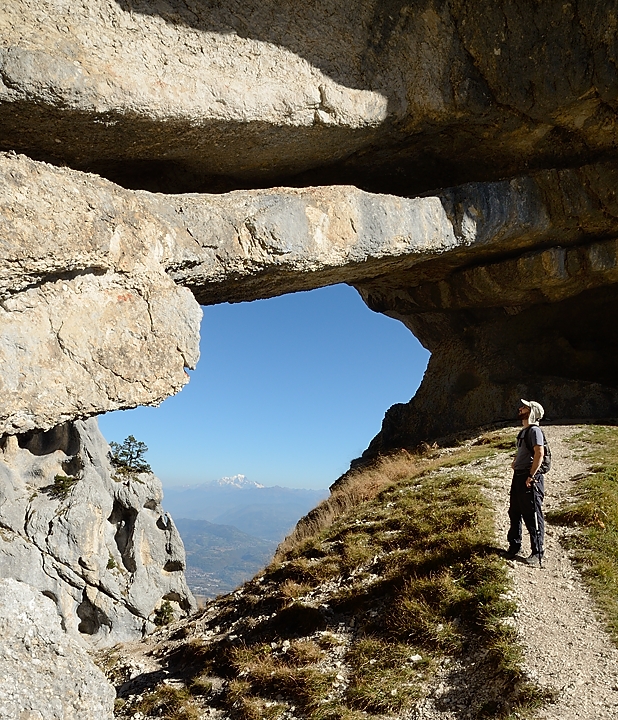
left=488, top=425, right=618, bottom=719
left=410, top=425, right=618, bottom=720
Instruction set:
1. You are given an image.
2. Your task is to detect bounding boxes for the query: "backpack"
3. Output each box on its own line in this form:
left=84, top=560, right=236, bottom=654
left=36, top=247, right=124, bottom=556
left=523, top=426, right=552, bottom=474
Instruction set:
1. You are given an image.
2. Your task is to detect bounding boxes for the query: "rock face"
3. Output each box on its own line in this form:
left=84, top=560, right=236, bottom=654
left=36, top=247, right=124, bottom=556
left=0, top=577, right=115, bottom=719
left=356, top=163, right=618, bottom=452
left=3, top=1, right=618, bottom=195
left=3, top=149, right=618, bottom=448
left=0, top=152, right=201, bottom=435
left=0, top=418, right=195, bottom=647
left=1, top=6, right=618, bottom=465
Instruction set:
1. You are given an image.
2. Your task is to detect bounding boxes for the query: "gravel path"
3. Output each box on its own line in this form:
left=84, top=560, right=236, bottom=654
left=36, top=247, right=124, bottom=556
left=492, top=425, right=618, bottom=719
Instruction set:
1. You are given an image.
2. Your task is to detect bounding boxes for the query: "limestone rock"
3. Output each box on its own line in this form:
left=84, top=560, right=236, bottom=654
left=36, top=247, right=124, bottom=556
left=170, top=161, right=618, bottom=305
left=4, top=151, right=618, bottom=444
left=0, top=152, right=201, bottom=435
left=0, top=418, right=195, bottom=647
left=2, top=1, right=618, bottom=194
left=2, top=0, right=618, bottom=458
left=0, top=577, right=115, bottom=719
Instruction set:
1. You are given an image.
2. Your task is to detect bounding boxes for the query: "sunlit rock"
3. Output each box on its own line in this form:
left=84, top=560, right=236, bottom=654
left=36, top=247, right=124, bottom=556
left=0, top=418, right=195, bottom=647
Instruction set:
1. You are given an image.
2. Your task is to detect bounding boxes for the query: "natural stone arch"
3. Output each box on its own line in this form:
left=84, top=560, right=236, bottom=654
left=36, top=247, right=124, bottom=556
left=2, top=152, right=618, bottom=449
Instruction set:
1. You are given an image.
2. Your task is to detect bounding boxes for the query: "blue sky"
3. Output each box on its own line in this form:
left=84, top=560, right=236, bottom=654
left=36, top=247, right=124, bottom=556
left=98, top=284, right=430, bottom=490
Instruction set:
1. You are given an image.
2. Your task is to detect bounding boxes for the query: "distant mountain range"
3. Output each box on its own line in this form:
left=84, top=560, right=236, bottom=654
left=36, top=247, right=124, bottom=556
left=164, top=476, right=328, bottom=598
left=163, top=475, right=328, bottom=542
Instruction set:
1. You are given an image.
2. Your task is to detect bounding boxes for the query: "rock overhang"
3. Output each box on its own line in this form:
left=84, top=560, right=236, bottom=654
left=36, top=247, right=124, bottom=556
left=2, top=151, right=618, bottom=440
left=3, top=1, right=618, bottom=195
left=2, top=0, right=618, bottom=449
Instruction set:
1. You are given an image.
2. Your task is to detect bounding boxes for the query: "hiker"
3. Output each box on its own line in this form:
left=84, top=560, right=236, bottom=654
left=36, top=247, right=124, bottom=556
left=506, top=399, right=547, bottom=567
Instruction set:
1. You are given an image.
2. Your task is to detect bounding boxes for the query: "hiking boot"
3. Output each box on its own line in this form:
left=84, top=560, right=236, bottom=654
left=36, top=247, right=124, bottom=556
left=505, top=544, right=521, bottom=559
left=524, top=553, right=543, bottom=568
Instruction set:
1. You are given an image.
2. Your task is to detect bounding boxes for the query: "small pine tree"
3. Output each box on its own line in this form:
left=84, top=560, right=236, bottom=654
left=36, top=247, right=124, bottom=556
left=109, top=435, right=152, bottom=473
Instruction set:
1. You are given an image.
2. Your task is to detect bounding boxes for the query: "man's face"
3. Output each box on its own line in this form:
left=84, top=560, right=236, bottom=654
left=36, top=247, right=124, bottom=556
left=518, top=404, right=530, bottom=420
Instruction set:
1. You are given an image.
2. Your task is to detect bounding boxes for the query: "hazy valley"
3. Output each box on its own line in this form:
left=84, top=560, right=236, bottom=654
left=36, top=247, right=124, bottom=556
left=164, top=476, right=327, bottom=598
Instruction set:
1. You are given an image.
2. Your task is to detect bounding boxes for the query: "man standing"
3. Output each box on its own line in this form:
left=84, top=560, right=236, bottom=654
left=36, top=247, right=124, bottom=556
left=506, top=399, right=546, bottom=567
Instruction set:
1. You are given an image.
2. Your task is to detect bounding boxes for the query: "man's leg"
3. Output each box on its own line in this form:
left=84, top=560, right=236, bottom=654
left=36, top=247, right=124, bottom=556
left=521, top=478, right=545, bottom=558
left=506, top=480, right=523, bottom=556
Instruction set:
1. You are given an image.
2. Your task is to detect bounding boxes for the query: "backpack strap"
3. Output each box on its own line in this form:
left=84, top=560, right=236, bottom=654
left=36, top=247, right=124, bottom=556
left=523, top=426, right=545, bottom=452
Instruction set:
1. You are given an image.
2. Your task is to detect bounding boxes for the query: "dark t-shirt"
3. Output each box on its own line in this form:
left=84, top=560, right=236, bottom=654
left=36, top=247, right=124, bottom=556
left=513, top=425, right=544, bottom=471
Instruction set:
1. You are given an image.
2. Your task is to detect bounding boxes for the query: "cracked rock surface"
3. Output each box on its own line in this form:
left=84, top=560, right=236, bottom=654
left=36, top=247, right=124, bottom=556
left=4, top=151, right=618, bottom=441
left=0, top=152, right=201, bottom=435
left=0, top=577, right=115, bottom=719
left=0, top=417, right=195, bottom=647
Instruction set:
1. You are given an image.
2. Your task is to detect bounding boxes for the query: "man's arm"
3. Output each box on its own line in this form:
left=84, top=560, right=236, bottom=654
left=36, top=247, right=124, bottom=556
left=526, top=445, right=545, bottom=487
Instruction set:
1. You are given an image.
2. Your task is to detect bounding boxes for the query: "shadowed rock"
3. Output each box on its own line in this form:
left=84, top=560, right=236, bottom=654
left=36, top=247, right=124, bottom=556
left=3, top=1, right=618, bottom=195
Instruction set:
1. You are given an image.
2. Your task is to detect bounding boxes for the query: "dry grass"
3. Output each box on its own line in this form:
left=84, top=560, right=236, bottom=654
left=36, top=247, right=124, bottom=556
left=277, top=433, right=512, bottom=558
left=344, top=639, right=429, bottom=713
left=280, top=579, right=313, bottom=599
left=548, top=425, right=618, bottom=642
left=226, top=646, right=336, bottom=716
left=127, top=429, right=548, bottom=719
left=276, top=451, right=426, bottom=557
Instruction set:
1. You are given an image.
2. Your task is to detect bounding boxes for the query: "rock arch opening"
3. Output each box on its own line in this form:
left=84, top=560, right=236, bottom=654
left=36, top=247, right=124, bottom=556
left=100, top=284, right=428, bottom=490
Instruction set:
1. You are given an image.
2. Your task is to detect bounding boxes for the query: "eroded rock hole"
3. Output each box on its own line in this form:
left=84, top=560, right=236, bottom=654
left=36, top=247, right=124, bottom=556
left=108, top=500, right=138, bottom=573
left=17, top=422, right=81, bottom=456
left=77, top=590, right=112, bottom=635
left=163, top=560, right=184, bottom=573
left=163, top=591, right=191, bottom=612
left=61, top=453, right=84, bottom=477
left=156, top=514, right=171, bottom=530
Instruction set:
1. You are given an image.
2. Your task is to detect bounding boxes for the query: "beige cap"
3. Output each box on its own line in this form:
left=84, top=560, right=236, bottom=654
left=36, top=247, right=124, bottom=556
left=521, top=399, right=544, bottom=423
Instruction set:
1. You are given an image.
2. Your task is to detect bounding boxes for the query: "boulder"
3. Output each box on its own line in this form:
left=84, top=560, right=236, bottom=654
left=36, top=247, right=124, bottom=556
left=0, top=577, right=115, bottom=719
left=0, top=417, right=195, bottom=647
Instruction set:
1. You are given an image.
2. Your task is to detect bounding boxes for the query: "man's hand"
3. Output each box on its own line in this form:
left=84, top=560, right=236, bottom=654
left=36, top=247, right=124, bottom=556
left=527, top=445, right=545, bottom=486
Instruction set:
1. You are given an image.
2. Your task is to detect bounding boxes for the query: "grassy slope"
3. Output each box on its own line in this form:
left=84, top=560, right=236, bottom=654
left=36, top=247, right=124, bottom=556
left=547, top=425, right=618, bottom=642
left=112, top=432, right=549, bottom=720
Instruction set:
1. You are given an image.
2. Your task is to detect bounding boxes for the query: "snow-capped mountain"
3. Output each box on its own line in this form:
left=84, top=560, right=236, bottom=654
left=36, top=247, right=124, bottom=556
left=214, top=474, right=265, bottom=489
left=162, top=478, right=327, bottom=542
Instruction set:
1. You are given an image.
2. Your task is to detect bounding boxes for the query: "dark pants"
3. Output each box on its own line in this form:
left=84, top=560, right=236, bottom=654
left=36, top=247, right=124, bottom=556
left=507, top=470, right=545, bottom=556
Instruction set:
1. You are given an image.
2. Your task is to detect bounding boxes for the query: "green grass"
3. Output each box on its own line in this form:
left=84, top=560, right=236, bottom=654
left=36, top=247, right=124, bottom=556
left=547, top=425, right=618, bottom=641
left=44, top=474, right=79, bottom=500
left=133, top=685, right=200, bottom=720
left=344, top=639, right=428, bottom=713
